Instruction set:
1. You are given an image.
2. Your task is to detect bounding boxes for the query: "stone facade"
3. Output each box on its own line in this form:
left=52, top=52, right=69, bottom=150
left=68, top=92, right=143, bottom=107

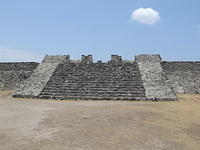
left=0, top=54, right=199, bottom=100
left=0, top=62, right=38, bottom=91
left=162, top=62, right=200, bottom=93
left=13, top=55, right=70, bottom=98
left=136, top=55, right=176, bottom=100
left=42, top=55, right=70, bottom=63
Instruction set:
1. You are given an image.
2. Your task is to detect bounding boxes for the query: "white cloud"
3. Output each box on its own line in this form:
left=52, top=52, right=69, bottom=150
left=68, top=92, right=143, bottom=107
left=131, top=8, right=161, bottom=25
left=0, top=47, right=43, bottom=62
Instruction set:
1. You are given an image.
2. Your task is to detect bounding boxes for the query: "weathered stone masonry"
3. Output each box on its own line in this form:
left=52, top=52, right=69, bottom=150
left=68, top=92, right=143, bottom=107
left=0, top=62, right=38, bottom=91
left=39, top=57, right=146, bottom=100
left=162, top=62, right=200, bottom=94
left=136, top=55, right=176, bottom=100
left=0, top=54, right=199, bottom=100
left=14, top=55, right=70, bottom=98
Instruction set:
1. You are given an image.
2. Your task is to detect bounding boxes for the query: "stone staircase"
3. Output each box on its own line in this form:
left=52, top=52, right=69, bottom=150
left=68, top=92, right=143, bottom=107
left=39, top=62, right=146, bottom=100
left=13, top=55, right=69, bottom=98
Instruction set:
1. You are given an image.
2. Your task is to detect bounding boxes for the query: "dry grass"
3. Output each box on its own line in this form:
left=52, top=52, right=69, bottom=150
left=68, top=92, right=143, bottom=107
left=134, top=94, right=200, bottom=150
left=0, top=91, right=13, bottom=97
left=0, top=93, right=200, bottom=150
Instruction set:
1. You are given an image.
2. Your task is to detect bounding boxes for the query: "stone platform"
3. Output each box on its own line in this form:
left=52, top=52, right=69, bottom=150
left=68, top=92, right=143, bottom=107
left=11, top=54, right=181, bottom=100
left=0, top=53, right=198, bottom=100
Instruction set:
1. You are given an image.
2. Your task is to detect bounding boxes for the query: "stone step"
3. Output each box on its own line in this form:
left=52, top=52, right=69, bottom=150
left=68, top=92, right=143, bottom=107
left=42, top=87, right=145, bottom=91
left=47, top=80, right=144, bottom=83
left=53, top=71, right=139, bottom=73
left=47, top=80, right=143, bottom=82
left=56, top=64, right=138, bottom=67
left=47, top=82, right=143, bottom=85
left=40, top=95, right=145, bottom=99
left=39, top=95, right=146, bottom=100
left=40, top=91, right=145, bottom=96
left=46, top=81, right=144, bottom=84
left=49, top=76, right=142, bottom=79
left=50, top=76, right=142, bottom=80
left=43, top=86, right=145, bottom=90
left=53, top=68, right=139, bottom=71
left=40, top=90, right=145, bottom=94
left=52, top=71, right=140, bottom=75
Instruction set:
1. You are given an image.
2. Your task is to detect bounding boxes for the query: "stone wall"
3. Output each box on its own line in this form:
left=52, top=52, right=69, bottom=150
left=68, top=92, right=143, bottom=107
left=0, top=62, right=39, bottom=91
left=13, top=55, right=70, bottom=98
left=136, top=55, right=176, bottom=100
left=162, top=62, right=200, bottom=93
left=42, top=55, right=70, bottom=63
left=9, top=54, right=200, bottom=100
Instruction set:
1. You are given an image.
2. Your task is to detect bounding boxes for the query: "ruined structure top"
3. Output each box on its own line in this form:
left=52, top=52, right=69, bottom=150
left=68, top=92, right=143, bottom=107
left=135, top=54, right=161, bottom=63
left=81, top=55, right=93, bottom=64
left=42, top=55, right=70, bottom=63
left=111, top=55, right=122, bottom=63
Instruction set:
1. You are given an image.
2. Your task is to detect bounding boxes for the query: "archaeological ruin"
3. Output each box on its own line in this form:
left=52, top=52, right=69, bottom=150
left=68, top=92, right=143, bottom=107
left=0, top=54, right=200, bottom=100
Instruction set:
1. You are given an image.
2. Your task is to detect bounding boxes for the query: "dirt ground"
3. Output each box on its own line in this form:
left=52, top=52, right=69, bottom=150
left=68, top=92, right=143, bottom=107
left=0, top=92, right=200, bottom=150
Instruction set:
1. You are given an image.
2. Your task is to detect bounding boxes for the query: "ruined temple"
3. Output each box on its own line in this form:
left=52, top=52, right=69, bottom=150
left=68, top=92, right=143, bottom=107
left=1, top=54, right=200, bottom=100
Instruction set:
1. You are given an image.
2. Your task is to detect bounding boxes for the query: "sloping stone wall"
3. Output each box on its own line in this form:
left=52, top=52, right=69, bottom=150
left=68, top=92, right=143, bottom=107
left=0, top=62, right=38, bottom=91
left=42, top=55, right=70, bottom=63
left=13, top=55, right=69, bottom=98
left=162, top=62, right=200, bottom=93
left=136, top=55, right=176, bottom=100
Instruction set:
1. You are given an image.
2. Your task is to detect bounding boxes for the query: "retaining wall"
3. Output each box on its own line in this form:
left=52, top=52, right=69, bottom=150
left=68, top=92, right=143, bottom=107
left=136, top=55, right=176, bottom=100
left=14, top=55, right=70, bottom=98
left=162, top=62, right=200, bottom=93
left=0, top=62, right=39, bottom=91
left=8, top=54, right=200, bottom=100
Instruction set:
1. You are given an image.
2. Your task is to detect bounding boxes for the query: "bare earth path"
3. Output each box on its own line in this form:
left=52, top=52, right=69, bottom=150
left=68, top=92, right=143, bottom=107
left=0, top=92, right=200, bottom=150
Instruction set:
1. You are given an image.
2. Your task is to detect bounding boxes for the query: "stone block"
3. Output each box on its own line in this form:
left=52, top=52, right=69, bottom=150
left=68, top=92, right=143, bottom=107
left=111, top=55, right=122, bottom=63
left=42, top=55, right=70, bottom=63
left=81, top=55, right=93, bottom=64
left=135, top=54, right=161, bottom=63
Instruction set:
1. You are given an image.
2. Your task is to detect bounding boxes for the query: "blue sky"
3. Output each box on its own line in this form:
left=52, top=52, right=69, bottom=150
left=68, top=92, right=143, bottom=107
left=0, top=0, right=199, bottom=62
